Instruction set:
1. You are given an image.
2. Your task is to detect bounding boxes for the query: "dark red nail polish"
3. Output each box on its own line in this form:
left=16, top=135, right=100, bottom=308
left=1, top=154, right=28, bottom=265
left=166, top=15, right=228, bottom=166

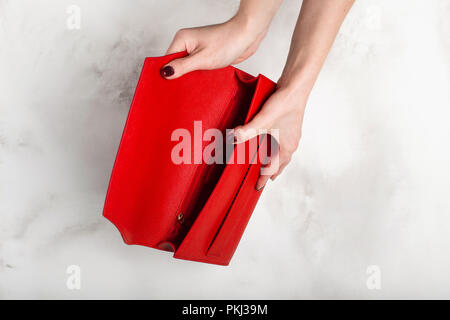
left=160, top=65, right=174, bottom=78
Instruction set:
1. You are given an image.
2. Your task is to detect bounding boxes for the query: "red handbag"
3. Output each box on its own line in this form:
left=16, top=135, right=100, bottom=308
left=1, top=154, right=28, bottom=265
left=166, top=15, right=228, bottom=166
left=103, top=52, right=276, bottom=265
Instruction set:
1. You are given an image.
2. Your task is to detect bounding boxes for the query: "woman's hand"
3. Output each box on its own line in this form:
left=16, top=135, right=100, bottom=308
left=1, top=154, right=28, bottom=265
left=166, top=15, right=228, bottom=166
left=161, top=1, right=280, bottom=79
left=163, top=0, right=354, bottom=191
left=161, top=20, right=262, bottom=79
left=235, top=0, right=355, bottom=190
left=232, top=84, right=307, bottom=190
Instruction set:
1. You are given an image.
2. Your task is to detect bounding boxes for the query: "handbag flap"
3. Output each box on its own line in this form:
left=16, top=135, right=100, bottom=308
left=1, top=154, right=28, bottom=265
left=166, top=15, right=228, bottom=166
left=174, top=75, right=276, bottom=265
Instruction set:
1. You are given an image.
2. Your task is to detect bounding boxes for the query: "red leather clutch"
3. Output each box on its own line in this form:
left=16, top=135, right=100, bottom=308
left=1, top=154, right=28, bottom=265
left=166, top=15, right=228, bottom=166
left=103, top=52, right=276, bottom=265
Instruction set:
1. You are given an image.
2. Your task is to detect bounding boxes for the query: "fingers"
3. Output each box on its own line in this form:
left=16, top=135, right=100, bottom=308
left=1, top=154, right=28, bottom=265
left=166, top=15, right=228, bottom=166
left=165, top=33, right=187, bottom=55
left=163, top=29, right=204, bottom=79
left=256, top=173, right=271, bottom=191
left=231, top=93, right=284, bottom=144
left=160, top=52, right=204, bottom=79
left=255, top=150, right=291, bottom=190
left=256, top=156, right=278, bottom=190
left=231, top=102, right=277, bottom=191
left=232, top=114, right=269, bottom=144
left=270, top=161, right=289, bottom=181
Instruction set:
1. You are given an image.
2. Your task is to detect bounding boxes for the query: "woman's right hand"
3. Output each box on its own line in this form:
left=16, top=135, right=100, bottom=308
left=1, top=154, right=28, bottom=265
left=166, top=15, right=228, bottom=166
left=160, top=15, right=268, bottom=79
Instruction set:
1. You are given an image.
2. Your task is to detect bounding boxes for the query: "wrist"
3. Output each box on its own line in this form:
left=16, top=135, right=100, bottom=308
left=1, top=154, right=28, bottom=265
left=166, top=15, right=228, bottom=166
left=229, top=13, right=265, bottom=38
left=275, top=66, right=321, bottom=114
left=278, top=61, right=321, bottom=99
left=278, top=71, right=313, bottom=100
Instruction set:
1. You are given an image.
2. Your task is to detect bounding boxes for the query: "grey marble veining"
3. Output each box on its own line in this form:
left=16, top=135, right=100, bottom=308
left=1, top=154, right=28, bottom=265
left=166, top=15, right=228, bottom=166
left=0, top=0, right=449, bottom=299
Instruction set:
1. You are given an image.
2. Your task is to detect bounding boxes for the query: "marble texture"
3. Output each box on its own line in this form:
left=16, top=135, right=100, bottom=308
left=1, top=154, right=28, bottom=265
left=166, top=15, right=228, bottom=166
left=1, top=0, right=449, bottom=299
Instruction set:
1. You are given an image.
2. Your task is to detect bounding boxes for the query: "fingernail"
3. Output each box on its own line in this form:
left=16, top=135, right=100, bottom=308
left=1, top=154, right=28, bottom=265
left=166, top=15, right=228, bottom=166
left=160, top=65, right=174, bottom=78
left=255, top=184, right=265, bottom=191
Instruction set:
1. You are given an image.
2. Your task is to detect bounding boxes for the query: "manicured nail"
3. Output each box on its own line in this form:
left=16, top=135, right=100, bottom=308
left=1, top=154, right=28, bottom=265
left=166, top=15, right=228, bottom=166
left=160, top=65, right=174, bottom=78
left=255, top=184, right=265, bottom=191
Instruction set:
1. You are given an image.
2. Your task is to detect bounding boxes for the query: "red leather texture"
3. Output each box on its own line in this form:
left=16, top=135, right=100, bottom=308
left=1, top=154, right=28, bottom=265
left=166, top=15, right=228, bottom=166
left=103, top=52, right=276, bottom=265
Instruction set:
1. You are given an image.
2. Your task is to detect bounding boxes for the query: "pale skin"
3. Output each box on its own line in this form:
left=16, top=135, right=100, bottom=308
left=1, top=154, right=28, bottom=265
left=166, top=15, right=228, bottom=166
left=162, top=0, right=355, bottom=190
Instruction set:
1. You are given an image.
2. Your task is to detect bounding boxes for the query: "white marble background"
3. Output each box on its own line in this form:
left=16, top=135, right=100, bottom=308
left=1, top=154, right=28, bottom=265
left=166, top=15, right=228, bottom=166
left=0, top=0, right=449, bottom=299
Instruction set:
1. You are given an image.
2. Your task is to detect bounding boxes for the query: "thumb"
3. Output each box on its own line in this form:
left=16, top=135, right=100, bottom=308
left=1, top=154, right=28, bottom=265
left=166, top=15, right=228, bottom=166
left=232, top=114, right=269, bottom=144
left=160, top=52, right=204, bottom=79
